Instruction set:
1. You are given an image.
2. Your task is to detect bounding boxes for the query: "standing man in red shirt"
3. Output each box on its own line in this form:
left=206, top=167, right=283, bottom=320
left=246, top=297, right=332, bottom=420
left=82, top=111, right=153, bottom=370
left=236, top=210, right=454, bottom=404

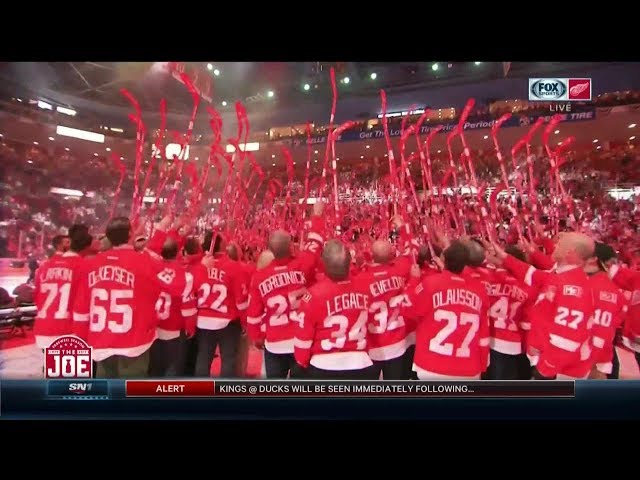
left=246, top=202, right=325, bottom=378
left=402, top=240, right=490, bottom=380
left=192, top=232, right=248, bottom=378
left=148, top=237, right=197, bottom=377
left=356, top=216, right=415, bottom=379
left=489, top=232, right=596, bottom=379
left=294, top=240, right=376, bottom=379
left=584, top=242, right=627, bottom=379
left=34, top=225, right=92, bottom=349
left=72, top=215, right=180, bottom=378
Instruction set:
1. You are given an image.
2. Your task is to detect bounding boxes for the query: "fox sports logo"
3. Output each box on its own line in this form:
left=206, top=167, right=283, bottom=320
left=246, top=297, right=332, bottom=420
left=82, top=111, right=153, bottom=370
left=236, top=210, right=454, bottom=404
left=530, top=79, right=567, bottom=101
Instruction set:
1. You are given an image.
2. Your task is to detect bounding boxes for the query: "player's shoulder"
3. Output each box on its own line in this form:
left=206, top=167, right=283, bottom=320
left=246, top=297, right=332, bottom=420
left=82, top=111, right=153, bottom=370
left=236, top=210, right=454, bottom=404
left=464, top=276, right=488, bottom=295
left=306, top=277, right=334, bottom=298
left=251, top=262, right=275, bottom=281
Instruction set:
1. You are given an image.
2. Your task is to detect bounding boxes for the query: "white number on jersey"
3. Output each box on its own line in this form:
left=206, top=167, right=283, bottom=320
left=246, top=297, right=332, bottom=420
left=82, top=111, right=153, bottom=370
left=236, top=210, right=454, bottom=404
left=266, top=288, right=307, bottom=326
left=37, top=282, right=72, bottom=319
left=321, top=310, right=368, bottom=352
left=155, top=292, right=172, bottom=320
left=182, top=272, right=194, bottom=302
left=368, top=294, right=408, bottom=334
left=198, top=283, right=228, bottom=313
left=554, top=307, right=584, bottom=329
left=429, top=309, right=480, bottom=358
left=593, top=308, right=613, bottom=328
left=487, top=297, right=521, bottom=332
left=89, top=288, right=134, bottom=333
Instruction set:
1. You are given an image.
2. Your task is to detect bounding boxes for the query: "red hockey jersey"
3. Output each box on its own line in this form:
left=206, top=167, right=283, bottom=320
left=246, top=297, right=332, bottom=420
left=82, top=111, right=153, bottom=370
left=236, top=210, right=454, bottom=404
left=503, top=256, right=595, bottom=378
left=246, top=217, right=324, bottom=354
left=588, top=271, right=627, bottom=374
left=33, top=252, right=84, bottom=349
left=356, top=256, right=412, bottom=361
left=402, top=271, right=490, bottom=378
left=486, top=268, right=533, bottom=356
left=154, top=259, right=197, bottom=340
left=294, top=277, right=372, bottom=370
left=72, top=237, right=183, bottom=361
left=192, top=253, right=248, bottom=331
left=609, top=264, right=640, bottom=354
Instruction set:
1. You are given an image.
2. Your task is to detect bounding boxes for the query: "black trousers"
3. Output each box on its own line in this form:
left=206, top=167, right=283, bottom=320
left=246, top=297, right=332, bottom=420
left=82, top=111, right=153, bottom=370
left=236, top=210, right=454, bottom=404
left=532, top=367, right=556, bottom=380
left=96, top=349, right=150, bottom=379
left=372, top=346, right=415, bottom=380
left=148, top=335, right=186, bottom=377
left=304, top=364, right=379, bottom=380
left=263, top=350, right=303, bottom=379
left=194, top=321, right=242, bottom=378
left=482, top=350, right=531, bottom=380
left=183, top=335, right=198, bottom=376
left=607, top=348, right=620, bottom=380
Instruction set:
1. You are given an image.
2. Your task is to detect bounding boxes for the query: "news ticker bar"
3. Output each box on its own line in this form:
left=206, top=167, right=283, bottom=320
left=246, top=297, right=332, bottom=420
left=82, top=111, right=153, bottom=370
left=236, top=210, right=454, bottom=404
left=44, top=380, right=575, bottom=399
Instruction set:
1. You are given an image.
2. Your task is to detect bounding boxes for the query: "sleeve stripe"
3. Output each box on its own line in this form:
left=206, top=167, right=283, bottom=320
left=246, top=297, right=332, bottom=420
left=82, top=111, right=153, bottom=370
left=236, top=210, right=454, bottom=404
left=73, top=312, right=89, bottom=322
left=181, top=308, right=197, bottom=316
left=524, top=266, right=535, bottom=287
left=236, top=301, right=249, bottom=311
left=294, top=338, right=312, bottom=349
left=247, top=316, right=262, bottom=325
left=479, top=337, right=490, bottom=347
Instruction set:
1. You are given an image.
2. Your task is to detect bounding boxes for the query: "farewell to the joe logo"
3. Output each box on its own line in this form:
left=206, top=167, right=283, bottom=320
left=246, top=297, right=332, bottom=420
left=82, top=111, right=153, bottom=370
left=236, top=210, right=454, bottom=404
left=45, top=335, right=94, bottom=379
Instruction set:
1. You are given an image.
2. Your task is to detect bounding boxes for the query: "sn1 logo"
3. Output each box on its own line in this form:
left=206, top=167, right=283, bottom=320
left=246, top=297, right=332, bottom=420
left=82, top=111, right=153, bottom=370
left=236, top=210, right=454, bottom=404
left=68, top=383, right=93, bottom=394
left=529, top=78, right=568, bottom=101
left=44, top=335, right=93, bottom=379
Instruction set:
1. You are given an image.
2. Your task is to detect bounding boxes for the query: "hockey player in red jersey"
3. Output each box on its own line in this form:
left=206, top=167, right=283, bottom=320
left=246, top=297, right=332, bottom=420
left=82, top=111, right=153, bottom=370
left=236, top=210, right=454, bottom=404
left=402, top=240, right=490, bottom=380
left=34, top=225, right=92, bottom=349
left=192, top=232, right=249, bottom=378
left=583, top=243, right=627, bottom=379
left=356, top=215, right=416, bottom=379
left=71, top=216, right=183, bottom=378
left=489, top=232, right=596, bottom=379
left=294, top=239, right=377, bottom=379
left=483, top=244, right=534, bottom=380
left=607, top=250, right=640, bottom=370
left=148, top=237, right=197, bottom=377
left=246, top=201, right=325, bottom=378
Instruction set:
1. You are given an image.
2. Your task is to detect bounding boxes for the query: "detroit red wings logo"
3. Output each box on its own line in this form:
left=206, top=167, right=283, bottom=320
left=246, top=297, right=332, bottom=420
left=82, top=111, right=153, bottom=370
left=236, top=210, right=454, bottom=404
left=568, top=79, right=591, bottom=100
left=569, top=83, right=588, bottom=96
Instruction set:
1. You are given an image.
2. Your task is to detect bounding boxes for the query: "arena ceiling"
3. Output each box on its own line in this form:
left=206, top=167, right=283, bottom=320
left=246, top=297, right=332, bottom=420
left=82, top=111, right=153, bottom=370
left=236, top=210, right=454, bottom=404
left=2, top=105, right=638, bottom=172
left=0, top=62, right=620, bottom=118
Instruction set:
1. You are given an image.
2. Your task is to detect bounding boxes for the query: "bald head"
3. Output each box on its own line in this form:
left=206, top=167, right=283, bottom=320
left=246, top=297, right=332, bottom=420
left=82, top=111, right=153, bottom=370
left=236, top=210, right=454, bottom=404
left=372, top=240, right=393, bottom=264
left=464, top=239, right=486, bottom=267
left=268, top=230, right=291, bottom=259
left=227, top=243, right=239, bottom=261
left=322, top=240, right=351, bottom=281
left=571, top=233, right=595, bottom=261
left=257, top=250, right=275, bottom=270
left=553, top=232, right=595, bottom=265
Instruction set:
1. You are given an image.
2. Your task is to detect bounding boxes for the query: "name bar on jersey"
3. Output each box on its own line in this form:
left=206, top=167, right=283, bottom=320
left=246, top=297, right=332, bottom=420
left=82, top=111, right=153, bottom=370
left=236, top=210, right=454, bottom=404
left=125, top=380, right=575, bottom=398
